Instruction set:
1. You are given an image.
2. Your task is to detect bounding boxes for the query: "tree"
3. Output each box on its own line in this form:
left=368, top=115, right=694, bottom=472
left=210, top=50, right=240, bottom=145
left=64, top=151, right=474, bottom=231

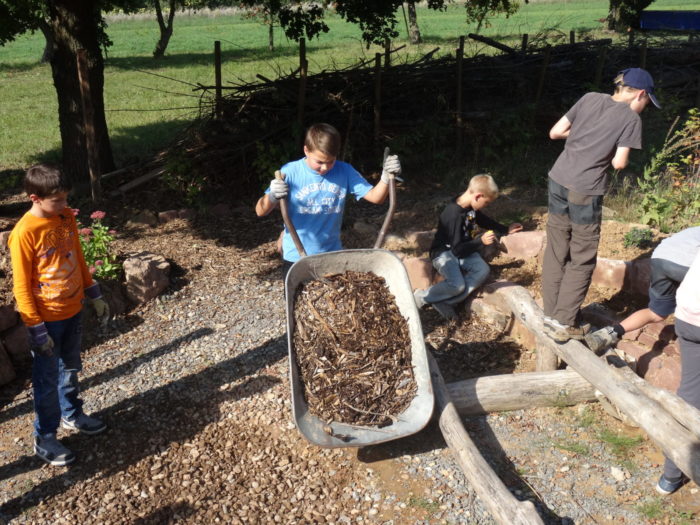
left=404, top=2, right=421, bottom=44
left=153, top=0, right=177, bottom=58
left=0, top=0, right=141, bottom=189
left=607, top=0, right=654, bottom=31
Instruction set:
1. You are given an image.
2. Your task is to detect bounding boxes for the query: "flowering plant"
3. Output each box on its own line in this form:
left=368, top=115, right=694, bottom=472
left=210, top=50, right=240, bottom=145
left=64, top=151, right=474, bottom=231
left=78, top=210, right=121, bottom=280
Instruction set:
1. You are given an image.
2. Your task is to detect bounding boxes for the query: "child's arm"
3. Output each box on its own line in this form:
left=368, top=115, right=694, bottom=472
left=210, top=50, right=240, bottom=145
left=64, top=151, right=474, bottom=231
left=362, top=154, right=400, bottom=204
left=255, top=177, right=288, bottom=217
left=611, top=146, right=631, bottom=170
left=549, top=115, right=571, bottom=140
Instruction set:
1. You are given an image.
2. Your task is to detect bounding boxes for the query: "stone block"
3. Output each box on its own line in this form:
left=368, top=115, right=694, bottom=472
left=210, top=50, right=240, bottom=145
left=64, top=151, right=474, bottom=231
left=580, top=303, right=617, bottom=329
left=402, top=257, right=433, bottom=292
left=509, top=317, right=536, bottom=350
left=0, top=341, right=16, bottom=386
left=622, top=328, right=641, bottom=342
left=637, top=331, right=660, bottom=349
left=480, top=281, right=515, bottom=313
left=123, top=252, right=171, bottom=304
left=127, top=210, right=158, bottom=228
left=625, top=258, right=651, bottom=297
left=0, top=230, right=11, bottom=253
left=659, top=341, right=680, bottom=358
left=0, top=305, right=18, bottom=332
left=591, top=258, right=627, bottom=291
left=405, top=230, right=436, bottom=253
left=381, top=234, right=408, bottom=251
left=158, top=210, right=180, bottom=223
left=1, top=323, right=31, bottom=367
left=643, top=321, right=674, bottom=341
left=209, top=203, right=231, bottom=217
left=501, top=231, right=546, bottom=259
left=644, top=353, right=681, bottom=393
left=615, top=340, right=649, bottom=362
left=469, top=297, right=512, bottom=334
left=178, top=209, right=195, bottom=221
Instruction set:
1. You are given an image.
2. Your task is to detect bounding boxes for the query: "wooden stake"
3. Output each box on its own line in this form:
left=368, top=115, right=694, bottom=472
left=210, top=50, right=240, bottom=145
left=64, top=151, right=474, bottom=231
left=521, top=33, right=528, bottom=53
left=214, top=41, right=222, bottom=119
left=373, top=53, right=382, bottom=149
left=298, top=38, right=307, bottom=128
left=384, top=38, right=391, bottom=68
left=76, top=48, right=101, bottom=203
left=569, top=30, right=575, bottom=44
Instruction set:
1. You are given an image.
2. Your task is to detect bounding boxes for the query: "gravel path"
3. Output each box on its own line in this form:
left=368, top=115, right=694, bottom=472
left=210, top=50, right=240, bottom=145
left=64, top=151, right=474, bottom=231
left=1, top=208, right=699, bottom=525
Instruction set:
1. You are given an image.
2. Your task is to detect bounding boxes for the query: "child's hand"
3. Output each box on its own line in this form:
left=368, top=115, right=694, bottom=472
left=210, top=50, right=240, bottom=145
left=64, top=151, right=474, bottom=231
left=508, top=223, right=523, bottom=234
left=28, top=323, right=55, bottom=357
left=481, top=230, right=496, bottom=245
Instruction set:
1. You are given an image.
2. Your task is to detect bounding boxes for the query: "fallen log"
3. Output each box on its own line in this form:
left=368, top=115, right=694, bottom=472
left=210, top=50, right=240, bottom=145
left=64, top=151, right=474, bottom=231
left=484, top=281, right=700, bottom=483
left=429, top=353, right=544, bottom=525
left=468, top=33, right=516, bottom=55
left=446, top=369, right=597, bottom=415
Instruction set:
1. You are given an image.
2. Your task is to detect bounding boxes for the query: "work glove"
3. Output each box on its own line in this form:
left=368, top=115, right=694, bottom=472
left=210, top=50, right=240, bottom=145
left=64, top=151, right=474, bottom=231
left=85, top=282, right=110, bottom=324
left=268, top=178, right=289, bottom=204
left=380, top=155, right=401, bottom=184
left=28, top=323, right=54, bottom=357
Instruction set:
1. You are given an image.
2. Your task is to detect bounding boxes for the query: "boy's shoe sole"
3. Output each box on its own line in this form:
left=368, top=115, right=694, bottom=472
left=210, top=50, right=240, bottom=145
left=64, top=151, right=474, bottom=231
left=34, top=439, right=75, bottom=466
left=61, top=417, right=107, bottom=435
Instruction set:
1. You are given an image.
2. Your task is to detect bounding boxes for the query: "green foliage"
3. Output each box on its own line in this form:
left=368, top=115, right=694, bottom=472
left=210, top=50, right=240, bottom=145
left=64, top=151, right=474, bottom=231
left=575, top=407, right=596, bottom=428
left=623, top=227, right=653, bottom=248
left=637, top=108, right=700, bottom=232
left=78, top=211, right=122, bottom=280
left=635, top=498, right=663, bottom=519
left=251, top=138, right=300, bottom=189
left=552, top=440, right=589, bottom=456
left=598, top=429, right=643, bottom=456
left=407, top=496, right=440, bottom=513
left=465, top=0, right=519, bottom=32
left=163, top=153, right=205, bottom=207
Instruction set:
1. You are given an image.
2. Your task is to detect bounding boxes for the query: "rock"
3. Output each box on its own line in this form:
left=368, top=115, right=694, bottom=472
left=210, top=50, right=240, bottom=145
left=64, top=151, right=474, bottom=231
left=402, top=257, right=433, bottom=292
left=602, top=206, right=617, bottom=219
left=405, top=230, right=435, bottom=253
left=123, top=252, right=171, bottom=304
left=610, top=467, right=626, bottom=482
left=0, top=340, right=16, bottom=386
left=1, top=322, right=31, bottom=367
left=353, top=221, right=375, bottom=236
left=178, top=209, right=196, bottom=221
left=127, top=210, right=158, bottom=228
left=0, top=304, right=18, bottom=332
left=381, top=234, right=408, bottom=251
left=210, top=203, right=231, bottom=217
left=0, top=230, right=11, bottom=253
left=158, top=210, right=180, bottom=224
left=501, top=231, right=546, bottom=259
left=591, top=258, right=627, bottom=291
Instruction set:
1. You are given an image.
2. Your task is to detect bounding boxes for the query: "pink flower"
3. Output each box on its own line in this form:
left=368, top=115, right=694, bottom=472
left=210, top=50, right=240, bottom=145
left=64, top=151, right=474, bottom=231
left=79, top=228, right=92, bottom=237
left=108, top=230, right=117, bottom=235
left=95, top=260, right=104, bottom=266
left=90, top=211, right=106, bottom=220
left=72, top=208, right=79, bottom=216
left=89, top=266, right=96, bottom=275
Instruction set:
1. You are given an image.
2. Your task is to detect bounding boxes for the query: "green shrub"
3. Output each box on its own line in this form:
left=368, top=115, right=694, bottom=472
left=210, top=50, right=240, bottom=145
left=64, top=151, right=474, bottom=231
left=623, top=227, right=653, bottom=249
left=78, top=211, right=121, bottom=281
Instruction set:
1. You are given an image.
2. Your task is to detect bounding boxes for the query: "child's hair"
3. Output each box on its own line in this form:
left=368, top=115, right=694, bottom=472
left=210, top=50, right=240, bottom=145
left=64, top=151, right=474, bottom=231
left=467, top=174, right=499, bottom=199
left=24, top=163, right=72, bottom=198
left=304, top=123, right=341, bottom=158
left=613, top=73, right=642, bottom=96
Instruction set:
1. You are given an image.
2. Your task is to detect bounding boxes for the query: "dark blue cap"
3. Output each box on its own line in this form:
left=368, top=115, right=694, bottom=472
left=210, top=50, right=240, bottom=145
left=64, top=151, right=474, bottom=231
left=620, top=68, right=660, bottom=108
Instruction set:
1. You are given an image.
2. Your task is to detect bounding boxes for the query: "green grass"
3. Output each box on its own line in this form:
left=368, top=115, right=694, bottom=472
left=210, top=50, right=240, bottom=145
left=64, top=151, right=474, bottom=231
left=598, top=429, right=644, bottom=456
left=552, top=440, right=590, bottom=455
left=0, top=0, right=696, bottom=172
left=636, top=498, right=664, bottom=520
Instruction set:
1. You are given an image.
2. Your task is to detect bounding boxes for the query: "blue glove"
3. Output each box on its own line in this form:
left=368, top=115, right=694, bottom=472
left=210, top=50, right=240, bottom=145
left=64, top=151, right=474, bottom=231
left=28, top=323, right=54, bottom=357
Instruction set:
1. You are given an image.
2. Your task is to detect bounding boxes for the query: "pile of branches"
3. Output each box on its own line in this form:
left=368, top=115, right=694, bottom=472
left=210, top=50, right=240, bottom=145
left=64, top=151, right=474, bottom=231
left=292, top=271, right=416, bottom=427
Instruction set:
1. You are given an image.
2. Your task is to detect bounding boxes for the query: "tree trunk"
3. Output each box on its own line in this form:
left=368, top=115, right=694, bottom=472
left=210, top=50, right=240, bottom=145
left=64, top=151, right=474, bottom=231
left=268, top=20, right=274, bottom=51
left=153, top=0, right=176, bottom=59
left=38, top=19, right=54, bottom=63
left=405, top=2, right=421, bottom=44
left=607, top=0, right=622, bottom=31
left=47, top=0, right=114, bottom=190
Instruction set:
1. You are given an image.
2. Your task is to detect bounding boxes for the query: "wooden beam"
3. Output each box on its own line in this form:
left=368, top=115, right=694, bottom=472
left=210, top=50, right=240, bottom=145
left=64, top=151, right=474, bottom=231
left=484, top=282, right=700, bottom=483
left=429, top=353, right=544, bottom=525
left=447, top=369, right=597, bottom=415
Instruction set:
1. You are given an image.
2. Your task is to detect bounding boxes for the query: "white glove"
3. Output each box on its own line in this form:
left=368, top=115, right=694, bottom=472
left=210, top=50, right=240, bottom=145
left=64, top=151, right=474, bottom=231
left=92, top=297, right=110, bottom=321
left=268, top=179, right=289, bottom=204
left=380, top=155, right=401, bottom=184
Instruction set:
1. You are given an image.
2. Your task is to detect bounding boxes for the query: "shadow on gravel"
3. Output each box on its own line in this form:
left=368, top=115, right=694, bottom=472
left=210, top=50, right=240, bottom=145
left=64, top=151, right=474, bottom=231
left=0, top=335, right=286, bottom=520
left=0, top=328, right=214, bottom=428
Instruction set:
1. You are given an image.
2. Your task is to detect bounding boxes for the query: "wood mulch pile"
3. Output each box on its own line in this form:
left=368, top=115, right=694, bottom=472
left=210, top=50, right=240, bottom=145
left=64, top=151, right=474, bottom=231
left=292, top=271, right=416, bottom=427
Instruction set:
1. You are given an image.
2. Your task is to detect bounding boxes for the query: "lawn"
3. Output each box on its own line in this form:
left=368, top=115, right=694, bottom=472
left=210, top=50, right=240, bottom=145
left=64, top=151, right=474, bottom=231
left=0, top=0, right=695, bottom=172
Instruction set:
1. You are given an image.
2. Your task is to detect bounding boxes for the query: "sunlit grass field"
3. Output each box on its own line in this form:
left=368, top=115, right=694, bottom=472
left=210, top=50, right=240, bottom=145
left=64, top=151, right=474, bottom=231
left=0, top=0, right=694, bottom=171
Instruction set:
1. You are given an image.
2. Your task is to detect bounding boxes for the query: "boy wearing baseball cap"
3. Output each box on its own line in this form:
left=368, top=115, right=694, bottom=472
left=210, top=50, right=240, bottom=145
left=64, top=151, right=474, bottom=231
left=542, top=68, right=660, bottom=343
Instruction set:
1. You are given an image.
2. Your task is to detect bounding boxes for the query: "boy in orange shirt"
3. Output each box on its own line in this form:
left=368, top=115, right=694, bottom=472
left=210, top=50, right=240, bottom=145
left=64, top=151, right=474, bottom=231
left=8, top=164, right=110, bottom=466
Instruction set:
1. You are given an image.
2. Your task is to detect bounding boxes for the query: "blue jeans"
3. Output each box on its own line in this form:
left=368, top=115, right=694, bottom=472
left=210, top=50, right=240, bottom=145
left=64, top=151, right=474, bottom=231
left=422, top=250, right=490, bottom=306
left=32, top=312, right=84, bottom=436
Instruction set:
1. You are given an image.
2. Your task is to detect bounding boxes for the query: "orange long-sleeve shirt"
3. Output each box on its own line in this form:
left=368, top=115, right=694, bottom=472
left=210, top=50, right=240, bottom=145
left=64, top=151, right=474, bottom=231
left=8, top=208, right=94, bottom=326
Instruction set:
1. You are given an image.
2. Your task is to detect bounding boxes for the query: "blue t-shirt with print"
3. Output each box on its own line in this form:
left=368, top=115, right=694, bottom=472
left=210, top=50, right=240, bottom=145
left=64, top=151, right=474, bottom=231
left=267, top=157, right=373, bottom=262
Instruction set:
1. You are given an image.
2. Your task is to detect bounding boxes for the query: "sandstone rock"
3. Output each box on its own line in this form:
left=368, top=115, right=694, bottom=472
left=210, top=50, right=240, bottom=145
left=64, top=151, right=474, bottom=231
left=625, top=258, right=650, bottom=297
left=123, top=252, right=171, bottom=304
left=178, top=209, right=195, bottom=221
left=158, top=210, right=180, bottom=224
left=381, top=234, right=408, bottom=251
left=1, top=323, right=31, bottom=367
left=0, top=304, right=18, bottom=332
left=402, top=257, right=433, bottom=292
left=127, top=210, right=158, bottom=228
left=501, top=231, right=546, bottom=259
left=591, top=258, right=627, bottom=291
left=0, top=341, right=16, bottom=386
left=404, top=230, right=435, bottom=253
left=0, top=230, right=11, bottom=253
left=352, top=221, right=375, bottom=236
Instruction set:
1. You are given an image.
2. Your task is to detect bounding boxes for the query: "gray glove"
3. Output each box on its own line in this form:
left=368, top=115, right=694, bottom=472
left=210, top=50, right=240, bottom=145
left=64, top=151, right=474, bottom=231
left=28, top=323, right=54, bottom=357
left=380, top=155, right=401, bottom=184
left=268, top=179, right=289, bottom=204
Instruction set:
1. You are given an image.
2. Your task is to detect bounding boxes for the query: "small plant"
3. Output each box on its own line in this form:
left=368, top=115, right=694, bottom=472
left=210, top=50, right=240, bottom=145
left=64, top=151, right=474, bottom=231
left=676, top=510, right=696, bottom=525
left=552, top=440, right=589, bottom=456
left=623, top=227, right=653, bottom=249
left=635, top=498, right=663, bottom=520
left=78, top=210, right=121, bottom=280
left=575, top=406, right=596, bottom=428
left=163, top=152, right=205, bottom=208
left=407, top=496, right=440, bottom=513
left=598, top=429, right=643, bottom=456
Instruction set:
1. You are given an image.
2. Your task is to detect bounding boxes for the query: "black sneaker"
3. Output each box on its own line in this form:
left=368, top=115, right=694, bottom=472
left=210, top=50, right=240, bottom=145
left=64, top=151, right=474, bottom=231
left=34, top=434, right=75, bottom=466
left=61, top=413, right=106, bottom=435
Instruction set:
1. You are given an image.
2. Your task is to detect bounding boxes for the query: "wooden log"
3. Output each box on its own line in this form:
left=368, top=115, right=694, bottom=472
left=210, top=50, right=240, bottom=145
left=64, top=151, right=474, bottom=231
left=76, top=48, right=101, bottom=203
left=429, top=353, right=544, bottom=525
left=447, top=369, right=597, bottom=415
left=484, top=282, right=700, bottom=483
left=110, top=167, right=165, bottom=196
left=214, top=41, right=223, bottom=119
left=373, top=53, right=382, bottom=148
left=467, top=33, right=516, bottom=55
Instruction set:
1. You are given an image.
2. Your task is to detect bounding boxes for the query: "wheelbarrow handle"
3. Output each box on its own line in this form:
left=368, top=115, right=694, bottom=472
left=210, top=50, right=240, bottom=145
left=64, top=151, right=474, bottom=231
left=275, top=170, right=307, bottom=258
left=373, top=147, right=396, bottom=249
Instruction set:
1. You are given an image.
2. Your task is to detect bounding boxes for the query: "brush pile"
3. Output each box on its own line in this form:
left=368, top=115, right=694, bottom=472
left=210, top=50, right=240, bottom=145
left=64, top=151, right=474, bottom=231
left=292, top=271, right=416, bottom=427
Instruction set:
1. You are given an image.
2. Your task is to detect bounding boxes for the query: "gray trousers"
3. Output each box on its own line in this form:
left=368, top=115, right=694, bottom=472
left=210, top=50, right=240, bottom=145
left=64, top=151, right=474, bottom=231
left=542, top=179, right=603, bottom=326
left=663, top=319, right=700, bottom=480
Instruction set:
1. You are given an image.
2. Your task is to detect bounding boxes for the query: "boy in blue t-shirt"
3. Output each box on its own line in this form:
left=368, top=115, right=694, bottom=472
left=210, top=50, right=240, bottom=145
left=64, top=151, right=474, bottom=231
left=255, top=123, right=401, bottom=272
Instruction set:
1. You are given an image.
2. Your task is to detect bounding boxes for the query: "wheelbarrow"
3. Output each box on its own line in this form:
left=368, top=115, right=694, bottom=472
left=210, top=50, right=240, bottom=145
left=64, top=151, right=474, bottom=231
left=276, top=157, right=434, bottom=448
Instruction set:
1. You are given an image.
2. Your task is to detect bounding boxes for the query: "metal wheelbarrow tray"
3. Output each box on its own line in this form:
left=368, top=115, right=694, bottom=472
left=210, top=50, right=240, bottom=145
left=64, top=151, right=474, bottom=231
left=285, top=249, right=434, bottom=448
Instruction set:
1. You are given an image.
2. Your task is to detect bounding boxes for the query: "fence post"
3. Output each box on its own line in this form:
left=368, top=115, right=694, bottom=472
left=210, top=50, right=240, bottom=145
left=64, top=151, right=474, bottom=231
left=456, top=36, right=465, bottom=156
left=534, top=45, right=551, bottom=110
left=214, top=41, right=222, bottom=119
left=639, top=40, right=647, bottom=69
left=76, top=48, right=101, bottom=203
left=384, top=38, right=391, bottom=68
left=594, top=45, right=607, bottom=90
left=298, top=38, right=307, bottom=129
left=374, top=53, right=382, bottom=150
left=569, top=30, right=575, bottom=44
left=521, top=33, right=528, bottom=53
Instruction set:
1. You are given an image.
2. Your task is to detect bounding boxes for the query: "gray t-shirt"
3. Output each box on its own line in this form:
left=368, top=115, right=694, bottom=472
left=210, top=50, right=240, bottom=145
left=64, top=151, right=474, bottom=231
left=549, top=92, right=642, bottom=195
left=652, top=226, right=700, bottom=267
